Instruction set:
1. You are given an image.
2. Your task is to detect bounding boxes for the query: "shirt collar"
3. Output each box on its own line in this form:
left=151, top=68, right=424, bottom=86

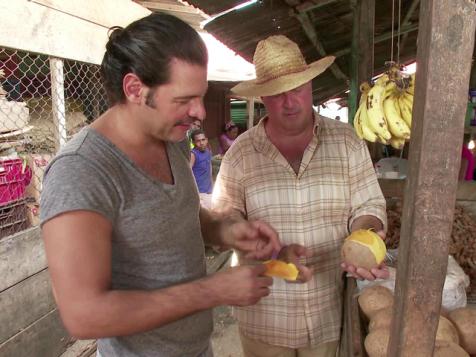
left=252, top=111, right=322, bottom=153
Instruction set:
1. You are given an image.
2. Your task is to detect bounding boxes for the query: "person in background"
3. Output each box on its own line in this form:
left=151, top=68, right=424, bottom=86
left=213, top=35, right=388, bottom=357
left=459, top=143, right=475, bottom=181
left=191, top=129, right=213, bottom=209
left=218, top=121, right=239, bottom=155
left=40, top=13, right=282, bottom=357
left=187, top=118, right=202, bottom=147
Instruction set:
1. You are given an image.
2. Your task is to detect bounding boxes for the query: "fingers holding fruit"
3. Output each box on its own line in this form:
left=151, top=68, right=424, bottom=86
left=263, top=244, right=314, bottom=283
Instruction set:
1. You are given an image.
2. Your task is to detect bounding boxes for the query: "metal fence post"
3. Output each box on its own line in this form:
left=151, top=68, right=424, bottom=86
left=49, top=57, right=67, bottom=150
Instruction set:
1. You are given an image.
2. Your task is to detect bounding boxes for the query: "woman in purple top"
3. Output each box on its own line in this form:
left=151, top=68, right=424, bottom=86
left=219, top=122, right=239, bottom=155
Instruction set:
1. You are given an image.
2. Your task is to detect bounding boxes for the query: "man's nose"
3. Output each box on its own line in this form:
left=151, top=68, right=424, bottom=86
left=189, top=98, right=206, bottom=121
left=283, top=93, right=295, bottom=108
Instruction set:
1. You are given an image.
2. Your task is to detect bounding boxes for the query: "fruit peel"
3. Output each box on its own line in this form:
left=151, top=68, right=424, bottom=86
left=263, top=260, right=299, bottom=281
left=342, top=229, right=387, bottom=268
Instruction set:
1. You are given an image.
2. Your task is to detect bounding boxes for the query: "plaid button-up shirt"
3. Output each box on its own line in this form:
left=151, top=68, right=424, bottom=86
left=212, top=113, right=386, bottom=348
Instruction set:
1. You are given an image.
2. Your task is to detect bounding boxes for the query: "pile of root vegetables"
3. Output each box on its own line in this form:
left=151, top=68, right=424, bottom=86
left=385, top=201, right=476, bottom=301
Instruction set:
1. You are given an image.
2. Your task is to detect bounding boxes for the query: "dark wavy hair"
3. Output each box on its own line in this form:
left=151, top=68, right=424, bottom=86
left=101, top=13, right=208, bottom=105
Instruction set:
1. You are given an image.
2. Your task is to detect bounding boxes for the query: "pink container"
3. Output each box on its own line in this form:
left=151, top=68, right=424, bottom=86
left=0, top=159, right=32, bottom=206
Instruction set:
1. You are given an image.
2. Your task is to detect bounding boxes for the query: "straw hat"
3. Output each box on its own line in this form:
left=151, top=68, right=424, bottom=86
left=231, top=35, right=335, bottom=97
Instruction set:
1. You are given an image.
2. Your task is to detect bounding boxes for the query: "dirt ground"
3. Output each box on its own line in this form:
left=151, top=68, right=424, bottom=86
left=211, top=306, right=243, bottom=357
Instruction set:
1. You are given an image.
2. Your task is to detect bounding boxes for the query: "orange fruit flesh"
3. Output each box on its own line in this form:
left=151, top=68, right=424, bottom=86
left=263, top=260, right=299, bottom=281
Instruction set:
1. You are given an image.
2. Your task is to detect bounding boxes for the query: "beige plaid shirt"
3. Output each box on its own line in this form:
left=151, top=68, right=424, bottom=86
left=212, top=113, right=386, bottom=348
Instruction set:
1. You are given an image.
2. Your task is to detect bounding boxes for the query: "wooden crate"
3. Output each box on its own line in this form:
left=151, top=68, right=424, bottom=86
left=0, top=198, right=28, bottom=239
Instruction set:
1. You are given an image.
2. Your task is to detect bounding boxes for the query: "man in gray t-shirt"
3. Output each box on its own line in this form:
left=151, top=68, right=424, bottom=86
left=40, top=13, right=282, bottom=357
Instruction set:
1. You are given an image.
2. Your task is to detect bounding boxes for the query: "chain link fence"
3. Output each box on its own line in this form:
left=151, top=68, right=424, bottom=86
left=0, top=47, right=108, bottom=238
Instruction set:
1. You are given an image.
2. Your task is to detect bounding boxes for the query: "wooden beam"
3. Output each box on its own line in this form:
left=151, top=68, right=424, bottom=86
left=358, top=0, right=375, bottom=84
left=137, top=1, right=204, bottom=15
left=0, top=269, right=55, bottom=343
left=296, top=0, right=340, bottom=12
left=349, top=0, right=375, bottom=124
left=387, top=1, right=476, bottom=356
left=348, top=0, right=360, bottom=123
left=399, top=0, right=421, bottom=54
left=247, top=97, right=255, bottom=129
left=289, top=7, right=348, bottom=81
left=332, top=24, right=418, bottom=58
left=0, top=227, right=44, bottom=292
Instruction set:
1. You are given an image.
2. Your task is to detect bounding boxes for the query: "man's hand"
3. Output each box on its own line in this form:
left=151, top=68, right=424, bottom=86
left=340, top=262, right=390, bottom=281
left=341, top=229, right=390, bottom=281
left=207, top=265, right=273, bottom=306
left=277, top=244, right=314, bottom=283
left=224, top=220, right=281, bottom=260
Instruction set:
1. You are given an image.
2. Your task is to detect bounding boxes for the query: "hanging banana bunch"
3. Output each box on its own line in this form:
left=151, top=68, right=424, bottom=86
left=353, top=67, right=415, bottom=150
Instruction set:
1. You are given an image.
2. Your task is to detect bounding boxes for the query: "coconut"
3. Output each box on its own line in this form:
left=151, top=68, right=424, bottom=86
left=368, top=306, right=393, bottom=332
left=434, top=340, right=469, bottom=357
left=436, top=315, right=459, bottom=344
left=358, top=285, right=394, bottom=319
left=448, top=307, right=476, bottom=354
left=364, top=328, right=390, bottom=357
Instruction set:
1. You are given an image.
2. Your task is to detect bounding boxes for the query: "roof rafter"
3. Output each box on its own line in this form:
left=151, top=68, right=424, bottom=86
left=296, top=0, right=341, bottom=13
left=332, top=23, right=418, bottom=58
left=286, top=3, right=348, bottom=81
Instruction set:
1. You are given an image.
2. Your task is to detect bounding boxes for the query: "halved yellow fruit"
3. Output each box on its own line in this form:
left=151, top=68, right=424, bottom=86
left=263, top=260, right=299, bottom=280
left=341, top=229, right=387, bottom=270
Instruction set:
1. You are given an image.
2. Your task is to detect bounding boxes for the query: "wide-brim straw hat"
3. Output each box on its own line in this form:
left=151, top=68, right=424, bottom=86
left=231, top=35, right=335, bottom=97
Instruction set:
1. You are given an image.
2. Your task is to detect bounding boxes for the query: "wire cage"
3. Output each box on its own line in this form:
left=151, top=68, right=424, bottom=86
left=0, top=47, right=109, bottom=238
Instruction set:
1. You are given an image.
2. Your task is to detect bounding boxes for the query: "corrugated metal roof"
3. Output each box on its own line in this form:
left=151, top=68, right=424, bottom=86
left=184, top=0, right=421, bottom=103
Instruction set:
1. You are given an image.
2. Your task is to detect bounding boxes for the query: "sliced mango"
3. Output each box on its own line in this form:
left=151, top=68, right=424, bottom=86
left=263, top=260, right=299, bottom=281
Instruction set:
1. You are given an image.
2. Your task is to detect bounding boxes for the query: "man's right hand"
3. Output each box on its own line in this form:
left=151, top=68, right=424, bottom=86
left=209, top=265, right=273, bottom=306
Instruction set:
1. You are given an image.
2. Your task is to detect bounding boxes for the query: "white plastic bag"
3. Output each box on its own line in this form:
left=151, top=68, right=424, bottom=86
left=356, top=255, right=469, bottom=312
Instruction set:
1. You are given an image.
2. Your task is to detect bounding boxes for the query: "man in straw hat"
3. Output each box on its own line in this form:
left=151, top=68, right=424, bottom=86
left=213, top=35, right=388, bottom=356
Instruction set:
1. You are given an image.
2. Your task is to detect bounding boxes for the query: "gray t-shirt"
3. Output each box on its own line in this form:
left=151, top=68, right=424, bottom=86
left=41, top=127, right=213, bottom=357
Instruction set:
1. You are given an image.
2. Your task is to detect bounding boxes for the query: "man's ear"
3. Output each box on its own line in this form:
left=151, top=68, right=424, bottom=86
left=123, top=73, right=146, bottom=104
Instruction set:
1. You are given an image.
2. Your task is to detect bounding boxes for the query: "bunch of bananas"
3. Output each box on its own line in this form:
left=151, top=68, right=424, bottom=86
left=354, top=71, right=415, bottom=149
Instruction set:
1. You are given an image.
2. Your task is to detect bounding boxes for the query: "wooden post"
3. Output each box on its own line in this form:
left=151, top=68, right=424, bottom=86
left=247, top=97, right=255, bottom=129
left=49, top=58, right=67, bottom=150
left=349, top=0, right=375, bottom=125
left=387, top=0, right=476, bottom=356
left=358, top=0, right=374, bottom=84
left=348, top=0, right=359, bottom=124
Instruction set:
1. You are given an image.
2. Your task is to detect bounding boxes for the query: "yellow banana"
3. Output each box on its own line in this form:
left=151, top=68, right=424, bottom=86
left=366, top=82, right=392, bottom=141
left=384, top=80, right=398, bottom=99
left=398, top=95, right=412, bottom=127
left=361, top=110, right=378, bottom=142
left=401, top=91, right=414, bottom=108
left=359, top=92, right=378, bottom=142
left=383, top=95, right=411, bottom=139
left=353, top=104, right=364, bottom=139
left=376, top=134, right=389, bottom=145
left=389, top=137, right=405, bottom=150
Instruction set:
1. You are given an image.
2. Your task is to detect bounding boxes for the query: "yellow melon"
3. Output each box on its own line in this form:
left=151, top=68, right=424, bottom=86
left=341, top=229, right=386, bottom=270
